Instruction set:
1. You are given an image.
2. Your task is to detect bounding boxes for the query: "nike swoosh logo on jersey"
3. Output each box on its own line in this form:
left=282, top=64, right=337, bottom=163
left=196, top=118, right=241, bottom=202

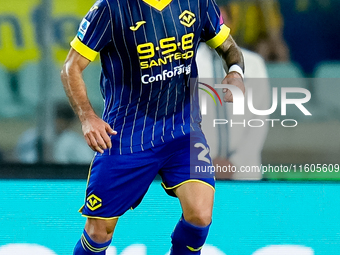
left=130, top=21, right=146, bottom=31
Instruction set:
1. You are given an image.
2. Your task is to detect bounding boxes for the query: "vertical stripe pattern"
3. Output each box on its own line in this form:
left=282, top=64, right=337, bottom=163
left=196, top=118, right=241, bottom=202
left=72, top=0, right=228, bottom=154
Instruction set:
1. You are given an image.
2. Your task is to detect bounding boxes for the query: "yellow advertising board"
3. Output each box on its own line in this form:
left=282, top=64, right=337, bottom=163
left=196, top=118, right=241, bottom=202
left=0, top=0, right=93, bottom=71
left=52, top=0, right=94, bottom=63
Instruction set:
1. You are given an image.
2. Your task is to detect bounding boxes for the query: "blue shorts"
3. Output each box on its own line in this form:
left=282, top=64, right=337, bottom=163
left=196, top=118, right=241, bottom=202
left=80, top=131, right=215, bottom=219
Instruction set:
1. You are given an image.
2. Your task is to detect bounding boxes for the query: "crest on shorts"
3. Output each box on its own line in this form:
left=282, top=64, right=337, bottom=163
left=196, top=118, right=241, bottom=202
left=86, top=194, right=102, bottom=211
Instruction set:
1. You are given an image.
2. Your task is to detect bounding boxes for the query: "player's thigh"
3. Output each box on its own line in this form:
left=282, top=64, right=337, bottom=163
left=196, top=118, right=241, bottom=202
left=160, top=132, right=215, bottom=197
left=82, top=150, right=161, bottom=219
left=174, top=181, right=214, bottom=227
left=85, top=218, right=118, bottom=242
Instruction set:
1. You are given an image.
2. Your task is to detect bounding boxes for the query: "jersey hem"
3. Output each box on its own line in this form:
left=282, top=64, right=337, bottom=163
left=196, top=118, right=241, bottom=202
left=108, top=124, right=198, bottom=155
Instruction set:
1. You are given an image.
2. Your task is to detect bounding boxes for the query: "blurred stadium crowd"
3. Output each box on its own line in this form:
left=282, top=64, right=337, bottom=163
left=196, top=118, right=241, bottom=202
left=0, top=0, right=339, bottom=169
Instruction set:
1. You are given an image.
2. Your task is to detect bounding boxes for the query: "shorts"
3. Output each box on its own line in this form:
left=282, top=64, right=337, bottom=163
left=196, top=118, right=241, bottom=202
left=80, top=131, right=215, bottom=219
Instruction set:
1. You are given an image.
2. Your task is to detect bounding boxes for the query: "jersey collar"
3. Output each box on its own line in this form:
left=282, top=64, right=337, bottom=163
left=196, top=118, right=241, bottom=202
left=141, top=0, right=173, bottom=11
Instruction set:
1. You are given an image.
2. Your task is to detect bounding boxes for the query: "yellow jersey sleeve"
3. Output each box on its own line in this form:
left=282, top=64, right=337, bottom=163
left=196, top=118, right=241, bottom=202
left=206, top=24, right=231, bottom=49
left=70, top=37, right=99, bottom=62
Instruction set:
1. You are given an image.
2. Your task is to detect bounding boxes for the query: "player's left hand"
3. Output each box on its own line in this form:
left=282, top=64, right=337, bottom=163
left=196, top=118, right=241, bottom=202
left=221, top=72, right=245, bottom=102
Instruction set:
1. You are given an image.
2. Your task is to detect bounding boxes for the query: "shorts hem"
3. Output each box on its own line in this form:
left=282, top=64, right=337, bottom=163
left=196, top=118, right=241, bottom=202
left=79, top=205, right=121, bottom=220
left=161, top=179, right=215, bottom=195
left=81, top=214, right=120, bottom=220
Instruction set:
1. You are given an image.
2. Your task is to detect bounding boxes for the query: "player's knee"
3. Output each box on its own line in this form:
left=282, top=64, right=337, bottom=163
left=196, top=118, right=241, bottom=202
left=85, top=219, right=116, bottom=243
left=185, top=209, right=212, bottom=227
left=86, top=228, right=113, bottom=243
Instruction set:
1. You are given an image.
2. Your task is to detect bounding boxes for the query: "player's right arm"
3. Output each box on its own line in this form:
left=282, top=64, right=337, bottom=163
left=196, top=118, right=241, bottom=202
left=61, top=49, right=116, bottom=154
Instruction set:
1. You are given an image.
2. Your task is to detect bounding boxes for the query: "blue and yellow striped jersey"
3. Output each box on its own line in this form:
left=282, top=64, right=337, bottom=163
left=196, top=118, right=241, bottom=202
left=71, top=0, right=230, bottom=154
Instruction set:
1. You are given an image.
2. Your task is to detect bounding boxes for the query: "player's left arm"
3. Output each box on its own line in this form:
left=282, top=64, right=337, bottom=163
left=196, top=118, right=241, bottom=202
left=215, top=35, right=245, bottom=102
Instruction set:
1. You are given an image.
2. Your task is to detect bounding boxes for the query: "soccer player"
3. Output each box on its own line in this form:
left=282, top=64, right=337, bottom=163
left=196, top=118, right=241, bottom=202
left=61, top=0, right=244, bottom=254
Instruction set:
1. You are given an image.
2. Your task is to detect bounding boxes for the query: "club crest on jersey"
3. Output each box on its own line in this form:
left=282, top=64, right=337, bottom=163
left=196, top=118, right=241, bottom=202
left=77, top=18, right=90, bottom=41
left=86, top=194, right=102, bottom=211
left=179, top=10, right=196, bottom=27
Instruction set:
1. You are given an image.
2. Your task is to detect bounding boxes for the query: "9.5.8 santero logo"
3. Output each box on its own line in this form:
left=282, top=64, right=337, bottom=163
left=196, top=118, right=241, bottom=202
left=199, top=82, right=312, bottom=128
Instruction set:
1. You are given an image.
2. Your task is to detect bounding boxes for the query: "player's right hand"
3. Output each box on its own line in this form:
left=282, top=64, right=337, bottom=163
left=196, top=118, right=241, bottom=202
left=81, top=115, right=117, bottom=154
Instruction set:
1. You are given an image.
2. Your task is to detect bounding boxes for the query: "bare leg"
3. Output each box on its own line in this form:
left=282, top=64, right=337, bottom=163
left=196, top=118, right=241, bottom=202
left=85, top=218, right=118, bottom=243
left=175, top=181, right=214, bottom=226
